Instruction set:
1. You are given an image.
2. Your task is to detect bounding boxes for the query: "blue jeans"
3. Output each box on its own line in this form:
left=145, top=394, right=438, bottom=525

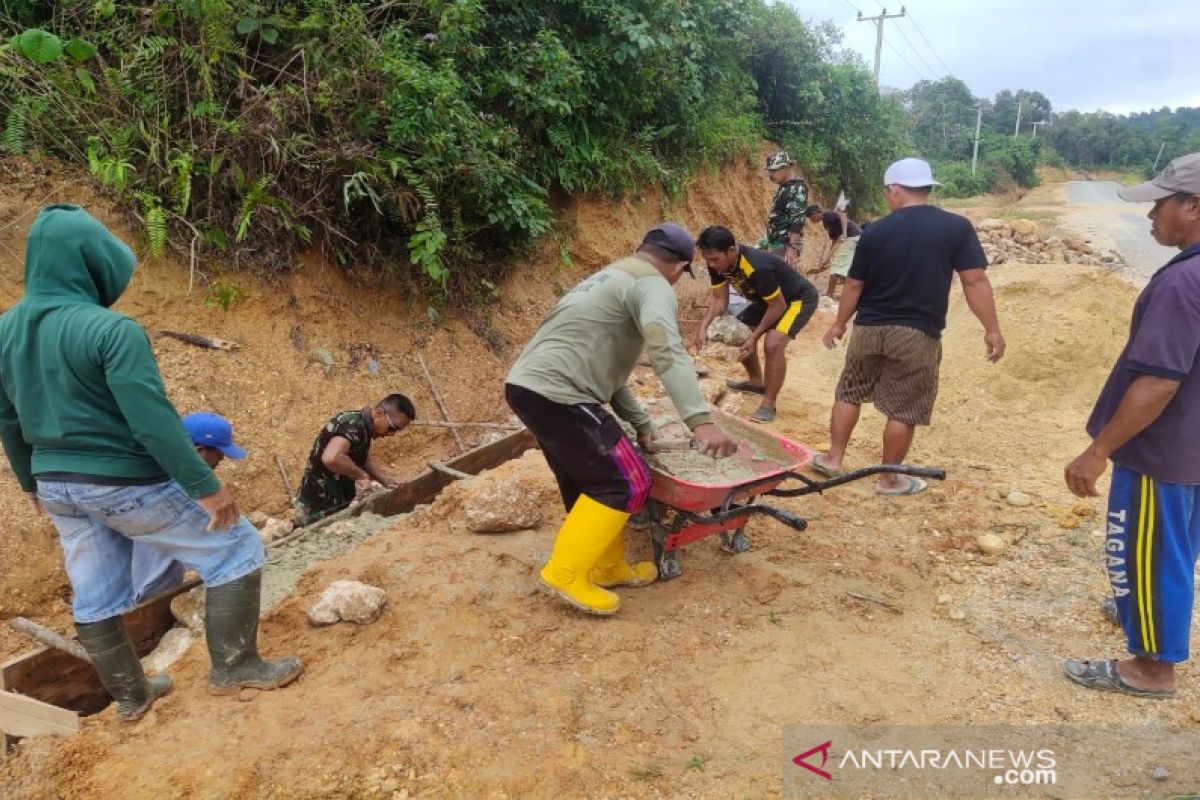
left=37, top=479, right=265, bottom=624
left=130, top=543, right=187, bottom=603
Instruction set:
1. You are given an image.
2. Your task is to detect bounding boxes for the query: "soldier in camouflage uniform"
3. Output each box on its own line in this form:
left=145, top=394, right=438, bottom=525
left=764, top=151, right=809, bottom=266
left=293, top=394, right=416, bottom=525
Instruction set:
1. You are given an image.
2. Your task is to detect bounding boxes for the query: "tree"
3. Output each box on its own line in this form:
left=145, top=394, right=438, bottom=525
left=991, top=89, right=1051, bottom=137
left=904, top=77, right=977, bottom=161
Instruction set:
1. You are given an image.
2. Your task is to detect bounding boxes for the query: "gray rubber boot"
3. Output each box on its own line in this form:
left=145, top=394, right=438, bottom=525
left=75, top=617, right=172, bottom=723
left=205, top=569, right=303, bottom=695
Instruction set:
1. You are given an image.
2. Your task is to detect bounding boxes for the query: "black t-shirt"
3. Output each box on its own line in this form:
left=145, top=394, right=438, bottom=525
left=819, top=211, right=861, bottom=240
left=708, top=245, right=816, bottom=305
left=848, top=205, right=987, bottom=338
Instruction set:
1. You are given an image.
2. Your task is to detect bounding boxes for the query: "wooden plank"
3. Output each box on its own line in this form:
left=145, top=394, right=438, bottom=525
left=1, top=578, right=199, bottom=715
left=0, top=690, right=80, bottom=738
left=368, top=428, right=535, bottom=517
left=0, top=428, right=537, bottom=714
left=9, top=618, right=90, bottom=662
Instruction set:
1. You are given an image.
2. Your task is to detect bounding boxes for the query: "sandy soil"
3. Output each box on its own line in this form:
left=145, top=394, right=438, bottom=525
left=4, top=156, right=1198, bottom=799
left=8, top=250, right=1200, bottom=798
left=0, top=153, right=779, bottom=663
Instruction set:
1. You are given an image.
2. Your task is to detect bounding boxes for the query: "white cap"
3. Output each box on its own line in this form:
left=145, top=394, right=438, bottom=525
left=883, top=158, right=942, bottom=188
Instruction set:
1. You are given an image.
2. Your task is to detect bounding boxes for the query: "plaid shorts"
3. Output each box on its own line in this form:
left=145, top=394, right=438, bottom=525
left=835, top=324, right=942, bottom=425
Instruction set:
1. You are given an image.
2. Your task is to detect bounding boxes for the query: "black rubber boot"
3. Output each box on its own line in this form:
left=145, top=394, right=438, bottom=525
left=75, top=617, right=172, bottom=723
left=205, top=570, right=303, bottom=695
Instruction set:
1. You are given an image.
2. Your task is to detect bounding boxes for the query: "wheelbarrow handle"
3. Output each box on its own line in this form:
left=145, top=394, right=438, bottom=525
left=749, top=504, right=809, bottom=532
left=678, top=503, right=809, bottom=533
left=765, top=464, right=946, bottom=498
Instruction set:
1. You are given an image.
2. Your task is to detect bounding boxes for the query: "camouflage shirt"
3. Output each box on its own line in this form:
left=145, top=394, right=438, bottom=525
left=766, top=179, right=809, bottom=245
left=296, top=408, right=373, bottom=519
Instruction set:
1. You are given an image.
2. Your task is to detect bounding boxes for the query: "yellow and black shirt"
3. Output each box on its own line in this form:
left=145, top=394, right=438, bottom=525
left=707, top=245, right=814, bottom=305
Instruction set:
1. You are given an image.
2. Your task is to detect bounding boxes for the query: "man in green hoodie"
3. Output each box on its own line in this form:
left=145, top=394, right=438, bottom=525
left=0, top=206, right=302, bottom=723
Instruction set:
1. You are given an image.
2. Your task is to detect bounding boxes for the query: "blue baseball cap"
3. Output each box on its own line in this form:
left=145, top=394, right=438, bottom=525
left=182, top=412, right=247, bottom=460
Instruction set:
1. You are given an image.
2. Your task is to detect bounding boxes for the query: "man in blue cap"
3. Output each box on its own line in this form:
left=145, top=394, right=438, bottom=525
left=0, top=207, right=300, bottom=724
left=131, top=412, right=248, bottom=602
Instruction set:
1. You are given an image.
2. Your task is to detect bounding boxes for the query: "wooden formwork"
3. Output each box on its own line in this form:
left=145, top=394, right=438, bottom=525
left=0, top=427, right=536, bottom=736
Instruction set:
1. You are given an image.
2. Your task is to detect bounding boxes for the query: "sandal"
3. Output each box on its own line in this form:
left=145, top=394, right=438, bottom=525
left=875, top=475, right=928, bottom=496
left=809, top=454, right=843, bottom=478
left=748, top=406, right=776, bottom=424
left=725, top=379, right=765, bottom=395
left=1099, top=596, right=1119, bottom=626
left=1062, top=659, right=1176, bottom=699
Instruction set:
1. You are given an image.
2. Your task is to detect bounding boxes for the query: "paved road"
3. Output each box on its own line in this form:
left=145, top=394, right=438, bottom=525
left=1065, top=181, right=1176, bottom=284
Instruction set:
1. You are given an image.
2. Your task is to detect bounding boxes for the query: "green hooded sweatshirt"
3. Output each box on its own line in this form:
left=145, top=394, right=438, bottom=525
left=0, top=205, right=220, bottom=498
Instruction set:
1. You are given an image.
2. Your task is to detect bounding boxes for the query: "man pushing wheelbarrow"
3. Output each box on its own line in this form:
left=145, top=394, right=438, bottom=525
left=505, top=223, right=737, bottom=616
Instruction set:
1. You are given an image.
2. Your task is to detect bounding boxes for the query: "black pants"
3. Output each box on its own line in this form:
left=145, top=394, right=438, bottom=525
left=505, top=384, right=651, bottom=513
left=737, top=287, right=819, bottom=338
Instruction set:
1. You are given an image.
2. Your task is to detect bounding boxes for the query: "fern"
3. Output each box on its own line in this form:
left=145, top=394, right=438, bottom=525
left=169, top=152, right=193, bottom=215
left=389, top=162, right=448, bottom=283
left=3, top=102, right=27, bottom=155
left=136, top=192, right=168, bottom=258
left=235, top=175, right=271, bottom=242
left=132, top=35, right=174, bottom=63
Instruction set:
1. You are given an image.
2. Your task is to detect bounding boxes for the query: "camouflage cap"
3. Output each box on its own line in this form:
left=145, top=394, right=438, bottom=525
left=766, top=151, right=794, bottom=171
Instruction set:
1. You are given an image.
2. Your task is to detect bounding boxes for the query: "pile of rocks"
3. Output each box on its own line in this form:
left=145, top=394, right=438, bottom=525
left=974, top=218, right=1124, bottom=268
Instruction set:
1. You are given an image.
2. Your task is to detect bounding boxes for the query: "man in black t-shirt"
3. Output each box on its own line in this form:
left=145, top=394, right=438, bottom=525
left=804, top=203, right=862, bottom=299
left=694, top=225, right=820, bottom=424
left=813, top=159, right=1006, bottom=495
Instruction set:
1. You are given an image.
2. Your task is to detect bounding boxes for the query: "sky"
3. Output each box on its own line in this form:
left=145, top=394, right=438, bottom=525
left=782, top=0, right=1196, bottom=115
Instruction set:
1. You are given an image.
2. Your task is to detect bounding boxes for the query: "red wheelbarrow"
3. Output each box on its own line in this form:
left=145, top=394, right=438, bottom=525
left=640, top=409, right=946, bottom=580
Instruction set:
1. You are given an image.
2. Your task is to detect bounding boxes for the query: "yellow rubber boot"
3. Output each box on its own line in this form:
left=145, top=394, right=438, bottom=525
left=591, top=530, right=658, bottom=588
left=539, top=495, right=626, bottom=615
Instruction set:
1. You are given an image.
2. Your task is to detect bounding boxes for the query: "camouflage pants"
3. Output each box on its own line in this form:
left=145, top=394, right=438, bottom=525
left=761, top=237, right=803, bottom=260
left=292, top=497, right=343, bottom=528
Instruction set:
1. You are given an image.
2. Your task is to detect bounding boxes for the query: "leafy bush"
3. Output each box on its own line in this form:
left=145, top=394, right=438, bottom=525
left=980, top=134, right=1040, bottom=189
left=0, top=1, right=904, bottom=293
left=745, top=11, right=905, bottom=214
left=933, top=162, right=991, bottom=198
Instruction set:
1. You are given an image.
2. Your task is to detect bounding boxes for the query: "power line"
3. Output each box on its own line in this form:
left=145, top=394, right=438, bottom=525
left=882, top=36, right=932, bottom=82
left=905, top=9, right=954, bottom=76
left=891, top=18, right=941, bottom=77
left=839, top=0, right=863, bottom=15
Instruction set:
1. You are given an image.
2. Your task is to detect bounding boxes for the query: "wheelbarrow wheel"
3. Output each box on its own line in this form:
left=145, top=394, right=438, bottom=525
left=719, top=528, right=752, bottom=555
left=650, top=534, right=682, bottom=581
left=656, top=549, right=682, bottom=581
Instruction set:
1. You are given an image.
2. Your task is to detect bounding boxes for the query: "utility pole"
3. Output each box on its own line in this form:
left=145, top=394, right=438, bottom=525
left=1151, top=141, right=1166, bottom=172
left=857, top=7, right=907, bottom=86
left=1030, top=120, right=1046, bottom=140
left=971, top=104, right=983, bottom=176
left=1013, top=93, right=1023, bottom=138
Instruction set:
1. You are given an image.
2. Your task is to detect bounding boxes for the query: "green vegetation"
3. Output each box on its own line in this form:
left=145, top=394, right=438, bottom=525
left=0, top=1, right=904, bottom=294
left=903, top=78, right=1043, bottom=198
left=1047, top=107, right=1200, bottom=174
left=904, top=77, right=1200, bottom=196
